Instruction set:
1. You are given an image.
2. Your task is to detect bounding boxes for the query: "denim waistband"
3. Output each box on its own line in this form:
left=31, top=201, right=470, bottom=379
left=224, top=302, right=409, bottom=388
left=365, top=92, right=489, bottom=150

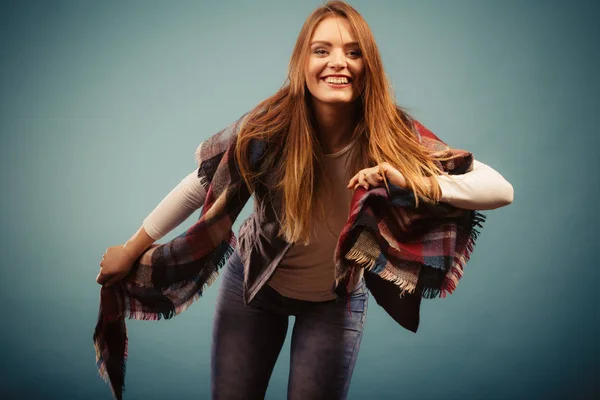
left=227, top=249, right=366, bottom=306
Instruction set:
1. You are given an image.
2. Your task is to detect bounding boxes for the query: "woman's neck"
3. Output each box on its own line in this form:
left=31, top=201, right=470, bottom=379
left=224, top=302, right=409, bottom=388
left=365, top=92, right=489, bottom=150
left=311, top=100, right=359, bottom=154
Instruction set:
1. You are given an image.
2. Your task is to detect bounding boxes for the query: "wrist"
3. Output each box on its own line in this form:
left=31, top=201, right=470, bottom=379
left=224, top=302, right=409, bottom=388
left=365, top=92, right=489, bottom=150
left=122, top=242, right=143, bottom=261
left=383, top=167, right=407, bottom=188
left=428, top=175, right=442, bottom=202
left=123, top=226, right=156, bottom=260
left=434, top=174, right=454, bottom=203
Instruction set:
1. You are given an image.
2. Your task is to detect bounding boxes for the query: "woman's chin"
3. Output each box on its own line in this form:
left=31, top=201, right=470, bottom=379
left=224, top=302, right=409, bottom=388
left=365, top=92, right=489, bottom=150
left=314, top=94, right=358, bottom=106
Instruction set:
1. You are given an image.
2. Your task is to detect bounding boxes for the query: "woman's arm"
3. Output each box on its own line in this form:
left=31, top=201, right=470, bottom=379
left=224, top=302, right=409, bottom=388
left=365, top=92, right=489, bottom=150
left=435, top=159, right=513, bottom=210
left=98, top=169, right=206, bottom=286
left=348, top=159, right=513, bottom=211
left=142, top=169, right=207, bottom=240
left=122, top=224, right=157, bottom=260
left=141, top=114, right=250, bottom=241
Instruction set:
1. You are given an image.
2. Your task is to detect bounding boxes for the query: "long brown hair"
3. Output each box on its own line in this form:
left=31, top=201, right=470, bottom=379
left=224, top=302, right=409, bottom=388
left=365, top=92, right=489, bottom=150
left=235, top=0, right=446, bottom=244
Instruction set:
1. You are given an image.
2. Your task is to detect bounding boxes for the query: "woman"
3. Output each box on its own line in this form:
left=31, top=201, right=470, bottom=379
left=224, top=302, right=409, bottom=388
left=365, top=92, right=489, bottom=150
left=96, top=2, right=513, bottom=399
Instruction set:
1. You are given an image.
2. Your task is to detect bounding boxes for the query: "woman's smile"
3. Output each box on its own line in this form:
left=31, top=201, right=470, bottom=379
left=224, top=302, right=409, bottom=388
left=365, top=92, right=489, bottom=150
left=321, top=75, right=353, bottom=88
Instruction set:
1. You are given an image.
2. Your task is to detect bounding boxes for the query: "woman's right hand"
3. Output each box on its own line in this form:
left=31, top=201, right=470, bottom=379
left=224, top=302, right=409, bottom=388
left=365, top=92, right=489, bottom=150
left=96, top=244, right=138, bottom=287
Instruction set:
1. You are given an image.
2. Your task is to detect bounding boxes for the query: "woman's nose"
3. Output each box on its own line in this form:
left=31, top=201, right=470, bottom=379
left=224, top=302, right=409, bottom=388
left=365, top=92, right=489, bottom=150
left=328, top=50, right=347, bottom=68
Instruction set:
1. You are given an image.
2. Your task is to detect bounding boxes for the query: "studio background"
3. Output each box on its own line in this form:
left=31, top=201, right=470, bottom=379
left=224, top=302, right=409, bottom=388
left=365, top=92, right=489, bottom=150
left=0, top=0, right=597, bottom=399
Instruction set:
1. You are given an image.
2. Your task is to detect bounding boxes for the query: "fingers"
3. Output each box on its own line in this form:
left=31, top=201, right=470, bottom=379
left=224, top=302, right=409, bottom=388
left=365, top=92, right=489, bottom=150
left=97, top=256, right=114, bottom=286
left=347, top=172, right=368, bottom=190
left=96, top=265, right=112, bottom=285
left=347, top=174, right=358, bottom=188
left=97, top=256, right=105, bottom=284
left=348, top=169, right=369, bottom=188
left=357, top=172, right=368, bottom=189
left=96, top=271, right=107, bottom=285
left=366, top=172, right=383, bottom=186
left=347, top=168, right=384, bottom=190
left=96, top=269, right=125, bottom=287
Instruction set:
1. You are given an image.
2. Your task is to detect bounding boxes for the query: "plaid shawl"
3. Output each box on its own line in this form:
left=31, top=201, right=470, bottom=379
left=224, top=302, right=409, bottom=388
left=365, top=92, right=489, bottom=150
left=334, top=120, right=485, bottom=299
left=93, top=116, right=484, bottom=399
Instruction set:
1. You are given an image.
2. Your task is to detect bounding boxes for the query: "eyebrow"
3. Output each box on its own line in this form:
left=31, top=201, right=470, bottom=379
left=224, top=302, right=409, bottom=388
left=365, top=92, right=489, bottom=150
left=310, top=40, right=360, bottom=47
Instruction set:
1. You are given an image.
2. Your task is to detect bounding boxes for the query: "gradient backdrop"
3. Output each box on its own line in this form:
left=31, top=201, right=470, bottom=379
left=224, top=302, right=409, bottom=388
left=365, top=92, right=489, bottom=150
left=0, top=0, right=597, bottom=399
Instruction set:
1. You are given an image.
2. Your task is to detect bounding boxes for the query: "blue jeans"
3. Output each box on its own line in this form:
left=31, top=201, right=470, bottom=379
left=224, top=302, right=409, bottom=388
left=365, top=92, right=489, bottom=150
left=211, top=250, right=369, bottom=400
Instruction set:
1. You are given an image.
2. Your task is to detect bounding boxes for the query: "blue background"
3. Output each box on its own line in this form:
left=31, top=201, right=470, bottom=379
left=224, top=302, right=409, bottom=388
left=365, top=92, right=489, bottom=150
left=0, top=0, right=597, bottom=399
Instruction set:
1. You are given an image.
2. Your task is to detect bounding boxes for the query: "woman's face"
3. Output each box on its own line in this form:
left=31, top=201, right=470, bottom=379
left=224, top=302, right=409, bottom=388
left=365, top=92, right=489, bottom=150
left=305, top=16, right=365, bottom=108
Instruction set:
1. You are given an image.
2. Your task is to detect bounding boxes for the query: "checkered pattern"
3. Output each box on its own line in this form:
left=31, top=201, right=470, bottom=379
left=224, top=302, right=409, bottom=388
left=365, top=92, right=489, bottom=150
left=93, top=114, right=484, bottom=399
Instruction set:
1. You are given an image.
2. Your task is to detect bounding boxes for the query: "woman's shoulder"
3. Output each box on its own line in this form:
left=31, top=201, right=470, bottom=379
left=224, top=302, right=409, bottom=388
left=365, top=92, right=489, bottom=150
left=194, top=112, right=252, bottom=166
left=394, top=106, right=449, bottom=150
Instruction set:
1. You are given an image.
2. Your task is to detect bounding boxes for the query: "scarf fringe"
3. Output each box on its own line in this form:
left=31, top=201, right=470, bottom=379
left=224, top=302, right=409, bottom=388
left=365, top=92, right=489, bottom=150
left=439, top=211, right=486, bottom=298
left=345, top=248, right=376, bottom=271
left=94, top=324, right=128, bottom=399
left=346, top=249, right=417, bottom=296
left=345, top=211, right=486, bottom=300
left=94, top=241, right=235, bottom=399
left=124, top=242, right=234, bottom=322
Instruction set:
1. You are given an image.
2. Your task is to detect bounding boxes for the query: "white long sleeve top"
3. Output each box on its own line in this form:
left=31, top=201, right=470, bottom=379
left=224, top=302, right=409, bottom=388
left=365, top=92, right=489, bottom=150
left=142, top=159, right=513, bottom=241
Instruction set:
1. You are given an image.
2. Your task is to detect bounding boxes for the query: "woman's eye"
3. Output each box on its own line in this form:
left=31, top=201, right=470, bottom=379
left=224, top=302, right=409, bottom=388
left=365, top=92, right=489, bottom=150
left=312, top=48, right=361, bottom=57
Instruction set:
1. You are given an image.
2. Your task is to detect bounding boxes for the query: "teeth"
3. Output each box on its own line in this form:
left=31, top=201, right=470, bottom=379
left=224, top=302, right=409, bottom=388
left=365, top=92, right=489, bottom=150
left=325, top=76, right=349, bottom=84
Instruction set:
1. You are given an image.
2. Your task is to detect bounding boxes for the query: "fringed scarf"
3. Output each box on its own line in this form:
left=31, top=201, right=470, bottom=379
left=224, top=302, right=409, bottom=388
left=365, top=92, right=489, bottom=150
left=93, top=116, right=484, bottom=399
left=334, top=121, right=486, bottom=299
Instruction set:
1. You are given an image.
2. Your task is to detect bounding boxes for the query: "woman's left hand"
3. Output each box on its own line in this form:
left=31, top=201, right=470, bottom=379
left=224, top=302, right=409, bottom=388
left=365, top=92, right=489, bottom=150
left=347, top=162, right=407, bottom=190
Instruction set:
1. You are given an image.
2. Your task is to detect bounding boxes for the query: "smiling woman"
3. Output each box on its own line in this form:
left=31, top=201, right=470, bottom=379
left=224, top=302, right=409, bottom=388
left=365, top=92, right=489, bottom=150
left=95, top=1, right=513, bottom=399
left=305, top=18, right=365, bottom=106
